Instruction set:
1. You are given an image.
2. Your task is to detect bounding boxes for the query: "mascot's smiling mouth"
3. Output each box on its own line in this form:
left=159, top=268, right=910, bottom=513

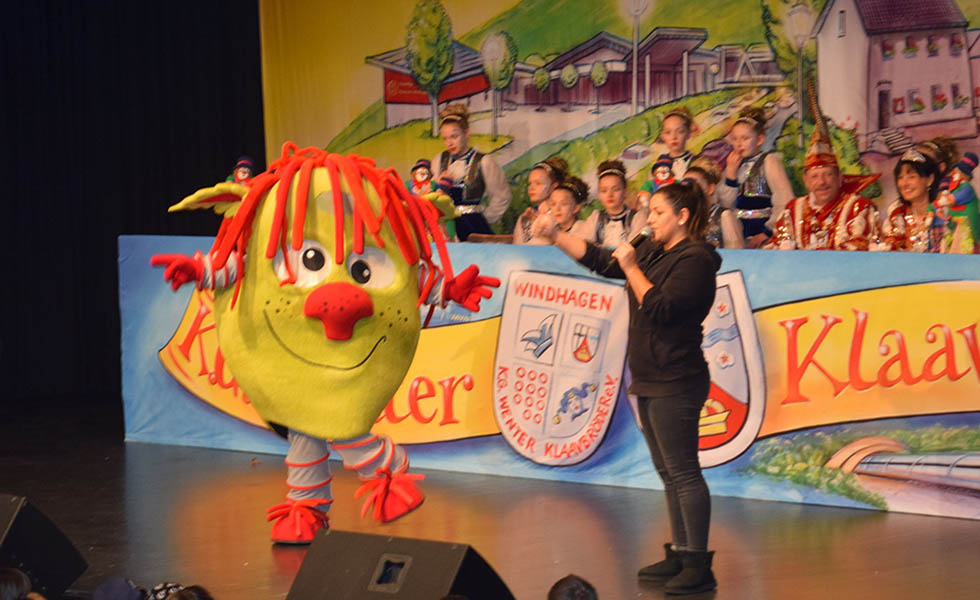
left=263, top=310, right=386, bottom=369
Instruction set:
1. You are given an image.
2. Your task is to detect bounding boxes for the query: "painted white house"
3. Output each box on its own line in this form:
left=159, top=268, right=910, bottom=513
left=815, top=0, right=976, bottom=153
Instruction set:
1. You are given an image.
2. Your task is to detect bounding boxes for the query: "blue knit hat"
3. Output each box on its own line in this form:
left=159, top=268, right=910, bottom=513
left=652, top=154, right=673, bottom=173
left=956, top=152, right=978, bottom=178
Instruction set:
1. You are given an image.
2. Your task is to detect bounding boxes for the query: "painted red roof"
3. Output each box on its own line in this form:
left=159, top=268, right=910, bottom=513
left=854, top=0, right=966, bottom=34
left=366, top=41, right=485, bottom=83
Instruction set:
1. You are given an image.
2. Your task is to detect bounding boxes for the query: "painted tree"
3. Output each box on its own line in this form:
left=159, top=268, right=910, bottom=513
left=480, top=31, right=518, bottom=140
left=533, top=67, right=550, bottom=112
left=589, top=61, right=608, bottom=114
left=761, top=0, right=824, bottom=106
left=406, top=0, right=454, bottom=136
left=560, top=64, right=579, bottom=112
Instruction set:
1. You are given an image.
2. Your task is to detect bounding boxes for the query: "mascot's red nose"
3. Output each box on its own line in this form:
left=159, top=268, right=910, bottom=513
left=304, top=282, right=374, bottom=341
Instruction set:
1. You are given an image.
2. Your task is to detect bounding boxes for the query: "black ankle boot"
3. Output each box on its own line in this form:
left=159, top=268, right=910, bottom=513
left=665, top=550, right=716, bottom=595
left=638, top=543, right=683, bottom=581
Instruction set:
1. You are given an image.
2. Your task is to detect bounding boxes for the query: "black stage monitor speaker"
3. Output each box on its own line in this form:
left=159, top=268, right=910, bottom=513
left=0, top=494, right=88, bottom=598
left=287, top=529, right=515, bottom=600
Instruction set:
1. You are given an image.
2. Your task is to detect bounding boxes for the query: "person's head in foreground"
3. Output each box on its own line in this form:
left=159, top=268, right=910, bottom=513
left=547, top=574, right=598, bottom=600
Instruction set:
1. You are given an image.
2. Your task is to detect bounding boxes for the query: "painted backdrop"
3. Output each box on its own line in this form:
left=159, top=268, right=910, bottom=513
left=260, top=0, right=980, bottom=217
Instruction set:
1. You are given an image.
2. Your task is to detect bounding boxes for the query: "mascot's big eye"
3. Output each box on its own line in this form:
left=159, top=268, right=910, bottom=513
left=302, top=248, right=325, bottom=271
left=345, top=246, right=396, bottom=289
left=349, top=260, right=371, bottom=284
left=274, top=240, right=332, bottom=287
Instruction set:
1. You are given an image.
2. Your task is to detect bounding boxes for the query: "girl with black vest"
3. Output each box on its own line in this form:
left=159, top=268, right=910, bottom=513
left=716, top=107, right=794, bottom=248
left=432, top=104, right=512, bottom=241
left=582, top=159, right=649, bottom=247
left=638, top=107, right=696, bottom=207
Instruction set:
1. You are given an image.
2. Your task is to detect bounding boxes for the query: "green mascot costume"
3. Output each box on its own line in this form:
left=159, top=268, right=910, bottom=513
left=152, top=143, right=498, bottom=543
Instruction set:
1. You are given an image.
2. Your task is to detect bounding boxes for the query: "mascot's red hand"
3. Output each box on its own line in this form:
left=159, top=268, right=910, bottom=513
left=444, top=264, right=500, bottom=312
left=150, top=253, right=204, bottom=291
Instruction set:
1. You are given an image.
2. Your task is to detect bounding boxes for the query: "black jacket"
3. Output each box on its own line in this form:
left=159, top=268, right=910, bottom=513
left=579, top=238, right=721, bottom=396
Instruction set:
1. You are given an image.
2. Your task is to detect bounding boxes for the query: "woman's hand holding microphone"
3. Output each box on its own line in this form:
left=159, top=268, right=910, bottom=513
left=611, top=241, right=638, bottom=272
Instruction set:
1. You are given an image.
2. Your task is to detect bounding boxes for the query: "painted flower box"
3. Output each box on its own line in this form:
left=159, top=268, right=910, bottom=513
left=904, top=36, right=919, bottom=57
left=882, top=40, right=895, bottom=60
left=951, top=34, right=965, bottom=56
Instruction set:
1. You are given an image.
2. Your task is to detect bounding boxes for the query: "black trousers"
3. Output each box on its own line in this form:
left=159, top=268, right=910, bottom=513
left=454, top=213, right=492, bottom=241
left=636, top=378, right=712, bottom=551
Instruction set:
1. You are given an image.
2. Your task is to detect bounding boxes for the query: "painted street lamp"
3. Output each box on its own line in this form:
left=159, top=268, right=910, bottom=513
left=624, top=0, right=651, bottom=116
left=784, top=1, right=815, bottom=147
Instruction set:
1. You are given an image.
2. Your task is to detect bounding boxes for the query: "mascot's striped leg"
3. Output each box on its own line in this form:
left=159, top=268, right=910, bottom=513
left=266, top=429, right=333, bottom=544
left=332, top=433, right=424, bottom=523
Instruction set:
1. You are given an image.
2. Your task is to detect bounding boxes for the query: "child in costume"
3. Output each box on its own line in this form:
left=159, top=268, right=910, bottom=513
left=547, top=177, right=593, bottom=240
left=933, top=152, right=979, bottom=254
left=433, top=104, right=512, bottom=241
left=637, top=107, right=696, bottom=205
left=152, top=144, right=499, bottom=544
left=513, top=156, right=569, bottom=245
left=716, top=107, right=794, bottom=248
left=582, top=160, right=649, bottom=248
left=878, top=149, right=940, bottom=252
left=682, top=157, right=741, bottom=249
left=660, top=106, right=696, bottom=178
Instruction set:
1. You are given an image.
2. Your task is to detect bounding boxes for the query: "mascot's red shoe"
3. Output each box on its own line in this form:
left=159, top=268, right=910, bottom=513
left=354, top=469, right=425, bottom=523
left=266, top=497, right=331, bottom=544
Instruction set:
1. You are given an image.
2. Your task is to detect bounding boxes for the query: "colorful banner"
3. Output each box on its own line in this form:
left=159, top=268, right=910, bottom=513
left=121, top=235, right=980, bottom=519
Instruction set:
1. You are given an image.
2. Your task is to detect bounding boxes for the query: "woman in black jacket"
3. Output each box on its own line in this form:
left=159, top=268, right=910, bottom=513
left=533, top=180, right=721, bottom=595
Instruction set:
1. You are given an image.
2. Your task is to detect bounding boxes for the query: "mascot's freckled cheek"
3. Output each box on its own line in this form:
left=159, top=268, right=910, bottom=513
left=263, top=296, right=299, bottom=316
left=376, top=307, right=415, bottom=333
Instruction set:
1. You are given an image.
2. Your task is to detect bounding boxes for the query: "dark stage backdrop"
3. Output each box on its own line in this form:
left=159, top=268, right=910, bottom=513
left=2, top=1, right=266, bottom=407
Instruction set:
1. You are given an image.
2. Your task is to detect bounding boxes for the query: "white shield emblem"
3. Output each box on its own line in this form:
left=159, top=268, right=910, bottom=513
left=697, top=270, right=766, bottom=467
left=493, top=271, right=629, bottom=465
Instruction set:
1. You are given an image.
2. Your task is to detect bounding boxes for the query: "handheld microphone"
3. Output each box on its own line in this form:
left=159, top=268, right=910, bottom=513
left=609, top=227, right=652, bottom=268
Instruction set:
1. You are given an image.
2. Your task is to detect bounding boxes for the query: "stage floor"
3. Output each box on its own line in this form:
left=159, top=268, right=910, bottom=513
left=3, top=402, right=980, bottom=600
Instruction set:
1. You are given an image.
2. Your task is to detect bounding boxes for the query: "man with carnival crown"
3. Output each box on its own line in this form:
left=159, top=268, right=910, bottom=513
left=768, top=86, right=880, bottom=251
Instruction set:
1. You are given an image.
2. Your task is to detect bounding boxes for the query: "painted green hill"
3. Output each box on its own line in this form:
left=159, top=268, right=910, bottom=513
left=964, top=4, right=980, bottom=26
left=460, top=0, right=768, bottom=62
